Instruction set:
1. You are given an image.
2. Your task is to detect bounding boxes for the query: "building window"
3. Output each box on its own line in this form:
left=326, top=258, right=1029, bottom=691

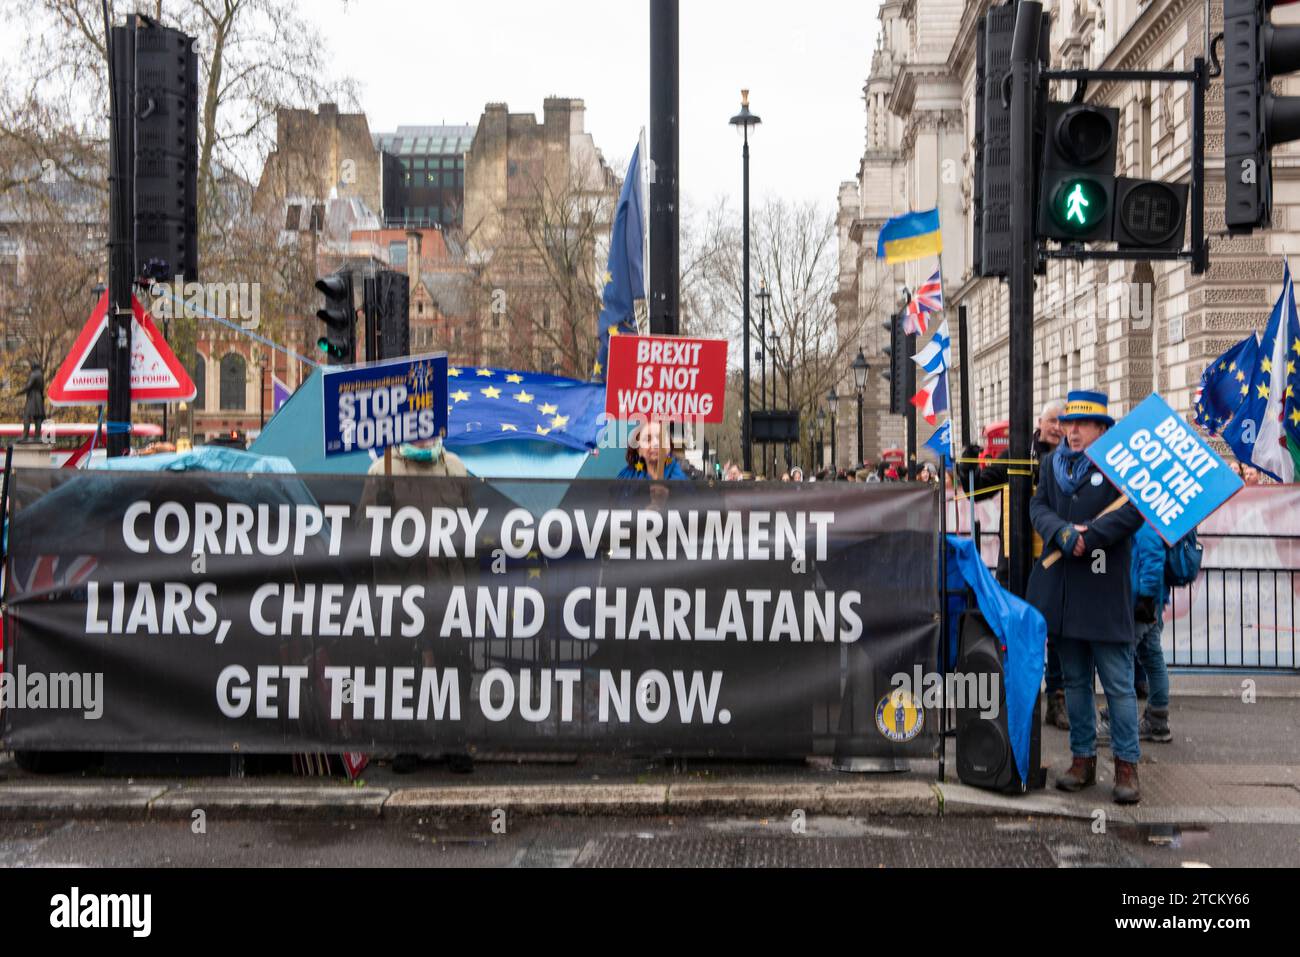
left=309, top=205, right=325, bottom=231
left=194, top=353, right=206, bottom=411
left=389, top=242, right=408, bottom=267
left=220, top=353, right=246, bottom=411
left=284, top=205, right=302, bottom=230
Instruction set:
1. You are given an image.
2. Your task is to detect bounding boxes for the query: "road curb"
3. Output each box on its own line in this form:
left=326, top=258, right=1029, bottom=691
left=149, top=785, right=391, bottom=820
left=0, top=785, right=168, bottom=821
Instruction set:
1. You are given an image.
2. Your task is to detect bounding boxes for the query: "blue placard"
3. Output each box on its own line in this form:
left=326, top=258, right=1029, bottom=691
left=1086, top=393, right=1243, bottom=544
left=321, top=353, right=448, bottom=458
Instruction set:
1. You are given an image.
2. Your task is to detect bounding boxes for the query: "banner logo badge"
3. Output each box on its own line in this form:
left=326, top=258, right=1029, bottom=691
left=875, top=689, right=924, bottom=742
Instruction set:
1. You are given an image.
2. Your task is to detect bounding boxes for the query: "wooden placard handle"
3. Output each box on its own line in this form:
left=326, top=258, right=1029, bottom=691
left=1040, top=495, right=1128, bottom=569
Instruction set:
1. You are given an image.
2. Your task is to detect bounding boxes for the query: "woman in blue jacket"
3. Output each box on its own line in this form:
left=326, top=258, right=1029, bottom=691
left=618, top=420, right=689, bottom=481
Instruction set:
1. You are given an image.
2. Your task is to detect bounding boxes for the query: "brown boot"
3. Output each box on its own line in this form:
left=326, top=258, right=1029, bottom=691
left=1045, top=690, right=1070, bottom=730
left=1055, top=756, right=1096, bottom=792
left=1113, top=759, right=1141, bottom=804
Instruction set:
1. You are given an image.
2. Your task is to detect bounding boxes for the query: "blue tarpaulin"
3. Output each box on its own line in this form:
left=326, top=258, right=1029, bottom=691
left=945, top=535, right=1046, bottom=785
left=92, top=446, right=297, bottom=474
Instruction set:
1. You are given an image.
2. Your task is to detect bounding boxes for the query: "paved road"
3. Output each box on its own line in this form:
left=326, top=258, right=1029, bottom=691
left=2, top=814, right=1297, bottom=868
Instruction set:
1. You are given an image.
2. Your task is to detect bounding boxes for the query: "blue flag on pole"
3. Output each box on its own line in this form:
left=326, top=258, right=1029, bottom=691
left=593, top=142, right=646, bottom=381
left=1194, top=334, right=1259, bottom=437
left=445, top=366, right=606, bottom=453
left=923, top=419, right=953, bottom=464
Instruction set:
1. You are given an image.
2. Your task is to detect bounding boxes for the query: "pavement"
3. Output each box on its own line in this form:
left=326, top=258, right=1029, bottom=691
left=0, top=674, right=1297, bottom=830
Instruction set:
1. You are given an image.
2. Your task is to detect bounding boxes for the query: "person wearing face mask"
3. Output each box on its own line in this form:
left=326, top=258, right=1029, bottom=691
left=366, top=435, right=467, bottom=478
left=1026, top=391, right=1146, bottom=804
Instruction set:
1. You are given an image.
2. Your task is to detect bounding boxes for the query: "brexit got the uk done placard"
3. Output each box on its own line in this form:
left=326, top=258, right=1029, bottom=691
left=1087, top=393, right=1244, bottom=544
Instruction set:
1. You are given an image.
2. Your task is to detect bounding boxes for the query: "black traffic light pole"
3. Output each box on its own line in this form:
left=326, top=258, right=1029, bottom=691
left=1007, top=1, right=1040, bottom=599
left=106, top=17, right=136, bottom=458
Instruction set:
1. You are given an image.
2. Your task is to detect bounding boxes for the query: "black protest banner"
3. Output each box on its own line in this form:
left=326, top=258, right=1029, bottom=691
left=2, top=471, right=940, bottom=759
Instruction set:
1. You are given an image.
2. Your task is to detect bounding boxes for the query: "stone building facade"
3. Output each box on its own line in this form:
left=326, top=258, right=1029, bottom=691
left=838, top=0, right=1300, bottom=462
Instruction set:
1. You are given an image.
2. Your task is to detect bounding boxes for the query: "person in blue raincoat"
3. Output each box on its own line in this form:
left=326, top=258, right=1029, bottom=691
left=1129, top=522, right=1173, bottom=742
left=1026, top=390, right=1146, bottom=805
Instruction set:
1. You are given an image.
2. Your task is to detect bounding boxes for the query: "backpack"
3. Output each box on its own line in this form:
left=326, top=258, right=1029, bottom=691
left=1165, top=529, right=1203, bottom=588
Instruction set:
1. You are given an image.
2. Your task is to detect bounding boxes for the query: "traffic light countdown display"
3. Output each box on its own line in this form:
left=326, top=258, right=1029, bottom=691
left=1223, top=0, right=1300, bottom=232
left=316, top=272, right=356, bottom=365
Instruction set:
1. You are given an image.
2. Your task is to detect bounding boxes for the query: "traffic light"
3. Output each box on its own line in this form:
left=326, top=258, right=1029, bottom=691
left=133, top=23, right=199, bottom=282
left=1223, top=0, right=1300, bottom=232
left=974, top=3, right=1017, bottom=277
left=882, top=315, right=907, bottom=416
left=316, top=271, right=356, bottom=364
left=375, top=270, right=410, bottom=360
left=1036, top=101, right=1120, bottom=242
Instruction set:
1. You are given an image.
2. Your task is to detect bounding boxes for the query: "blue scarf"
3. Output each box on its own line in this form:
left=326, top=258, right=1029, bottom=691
left=1052, top=444, right=1092, bottom=496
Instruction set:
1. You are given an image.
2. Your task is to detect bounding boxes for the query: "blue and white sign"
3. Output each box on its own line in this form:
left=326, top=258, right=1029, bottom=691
left=1087, top=393, right=1243, bottom=544
left=322, top=353, right=448, bottom=458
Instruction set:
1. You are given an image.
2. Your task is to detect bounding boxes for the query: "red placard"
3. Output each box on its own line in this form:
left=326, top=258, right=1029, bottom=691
left=605, top=335, right=729, bottom=423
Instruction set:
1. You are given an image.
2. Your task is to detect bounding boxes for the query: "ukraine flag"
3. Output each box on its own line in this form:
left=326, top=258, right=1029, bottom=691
left=876, top=209, right=943, bottom=264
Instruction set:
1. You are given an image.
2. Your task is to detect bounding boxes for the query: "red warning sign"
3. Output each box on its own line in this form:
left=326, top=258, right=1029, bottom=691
left=48, top=291, right=197, bottom=406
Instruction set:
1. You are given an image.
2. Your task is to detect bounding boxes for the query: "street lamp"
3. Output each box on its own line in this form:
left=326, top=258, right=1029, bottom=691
left=852, top=349, right=870, bottom=469
left=816, top=405, right=826, bottom=471
left=827, top=388, right=840, bottom=473
left=757, top=278, right=771, bottom=414
left=730, top=89, right=761, bottom=474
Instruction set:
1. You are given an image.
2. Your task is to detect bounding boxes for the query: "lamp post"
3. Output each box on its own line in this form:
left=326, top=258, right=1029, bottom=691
left=827, top=388, right=839, bottom=472
left=816, top=405, right=826, bottom=471
left=730, top=89, right=761, bottom=474
left=852, top=349, right=870, bottom=469
left=757, top=278, right=770, bottom=413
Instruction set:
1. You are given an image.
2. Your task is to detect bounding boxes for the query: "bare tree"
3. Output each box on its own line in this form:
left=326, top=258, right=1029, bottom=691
left=679, top=196, right=889, bottom=471
left=468, top=152, right=619, bottom=377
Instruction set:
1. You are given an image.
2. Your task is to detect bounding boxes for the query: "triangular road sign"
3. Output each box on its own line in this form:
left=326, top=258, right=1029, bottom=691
left=49, top=291, right=197, bottom=406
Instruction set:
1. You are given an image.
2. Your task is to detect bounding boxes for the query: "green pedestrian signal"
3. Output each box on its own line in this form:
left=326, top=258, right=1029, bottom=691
left=1050, top=178, right=1107, bottom=233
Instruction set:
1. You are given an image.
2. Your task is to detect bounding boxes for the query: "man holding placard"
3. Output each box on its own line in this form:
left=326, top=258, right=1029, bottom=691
left=1026, top=391, right=1146, bottom=804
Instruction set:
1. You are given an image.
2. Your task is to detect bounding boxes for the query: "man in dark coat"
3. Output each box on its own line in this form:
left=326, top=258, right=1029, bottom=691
left=1026, top=390, right=1145, bottom=804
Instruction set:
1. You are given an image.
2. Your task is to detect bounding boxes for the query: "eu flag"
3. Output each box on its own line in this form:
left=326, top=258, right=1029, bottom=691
left=593, top=142, right=646, bottom=381
left=444, top=366, right=606, bottom=453
left=1193, top=333, right=1259, bottom=436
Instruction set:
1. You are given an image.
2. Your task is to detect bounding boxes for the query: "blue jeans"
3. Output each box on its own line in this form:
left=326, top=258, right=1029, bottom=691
left=1134, top=619, right=1169, bottom=710
left=1056, top=637, right=1141, bottom=764
left=1045, top=637, right=1064, bottom=693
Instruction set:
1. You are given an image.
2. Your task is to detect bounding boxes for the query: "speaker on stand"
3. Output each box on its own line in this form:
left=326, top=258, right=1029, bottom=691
left=954, top=609, right=1045, bottom=792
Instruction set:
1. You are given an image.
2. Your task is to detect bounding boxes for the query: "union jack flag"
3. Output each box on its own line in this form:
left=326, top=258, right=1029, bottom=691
left=904, top=270, right=944, bottom=336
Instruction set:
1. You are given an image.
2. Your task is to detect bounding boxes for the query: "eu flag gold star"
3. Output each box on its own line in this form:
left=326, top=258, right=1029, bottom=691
left=506, top=374, right=524, bottom=384
left=1287, top=359, right=1296, bottom=376
left=538, top=403, right=558, bottom=416
left=1257, top=382, right=1270, bottom=400
left=1241, top=384, right=1250, bottom=396
left=502, top=424, right=518, bottom=432
left=1237, top=370, right=1246, bottom=383
left=536, top=425, right=551, bottom=436
left=1293, top=336, right=1300, bottom=356
left=482, top=386, right=502, bottom=399
left=592, top=362, right=602, bottom=376
left=550, top=415, right=569, bottom=430
left=476, top=368, right=494, bottom=378
left=514, top=390, right=535, bottom=404
left=528, top=568, right=542, bottom=580
left=451, top=390, right=470, bottom=403
left=1291, top=408, right=1300, bottom=427
left=448, top=367, right=462, bottom=377
left=608, top=326, right=620, bottom=337
left=1262, top=357, right=1273, bottom=374
left=1220, top=362, right=1228, bottom=371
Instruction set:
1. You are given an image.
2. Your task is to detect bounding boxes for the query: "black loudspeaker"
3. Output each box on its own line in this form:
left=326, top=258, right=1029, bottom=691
left=955, top=609, right=1041, bottom=793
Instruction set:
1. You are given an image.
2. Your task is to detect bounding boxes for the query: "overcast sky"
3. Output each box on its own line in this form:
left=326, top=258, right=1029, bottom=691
left=317, top=0, right=881, bottom=212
